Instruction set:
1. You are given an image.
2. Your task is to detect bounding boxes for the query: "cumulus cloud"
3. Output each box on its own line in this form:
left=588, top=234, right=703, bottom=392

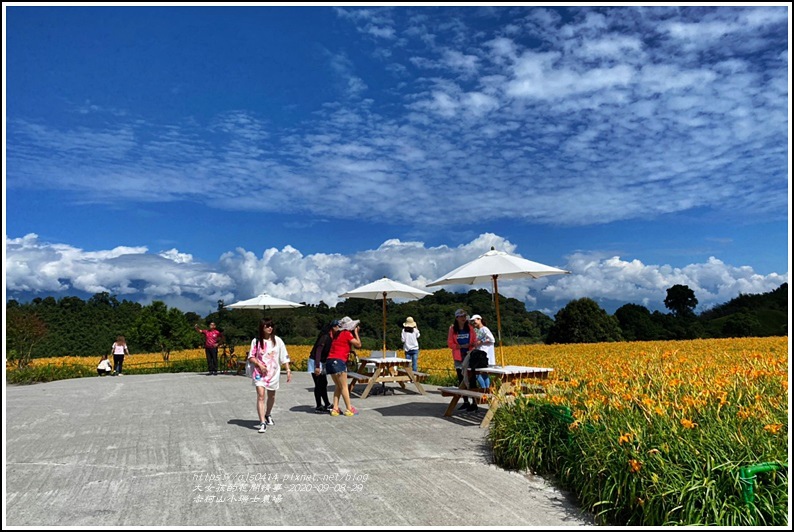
left=6, top=233, right=786, bottom=316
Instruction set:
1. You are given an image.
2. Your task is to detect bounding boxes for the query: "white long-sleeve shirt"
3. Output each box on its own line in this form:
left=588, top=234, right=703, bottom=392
left=401, top=328, right=420, bottom=351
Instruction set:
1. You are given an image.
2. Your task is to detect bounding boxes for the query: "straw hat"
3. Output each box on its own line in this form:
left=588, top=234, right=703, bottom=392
left=403, top=317, right=417, bottom=328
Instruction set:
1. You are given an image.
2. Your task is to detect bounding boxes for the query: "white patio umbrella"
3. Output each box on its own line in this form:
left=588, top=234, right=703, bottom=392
left=426, top=247, right=570, bottom=365
left=226, top=293, right=305, bottom=312
left=339, top=277, right=433, bottom=353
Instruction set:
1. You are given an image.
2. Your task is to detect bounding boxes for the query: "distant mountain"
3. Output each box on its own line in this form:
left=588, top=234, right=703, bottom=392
left=698, top=283, right=788, bottom=337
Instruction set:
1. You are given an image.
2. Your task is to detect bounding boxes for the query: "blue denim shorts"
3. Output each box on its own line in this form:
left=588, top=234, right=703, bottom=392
left=325, top=358, right=348, bottom=375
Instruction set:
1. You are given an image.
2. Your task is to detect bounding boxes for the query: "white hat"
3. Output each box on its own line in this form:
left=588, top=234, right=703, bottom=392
left=469, top=314, right=482, bottom=321
left=338, top=316, right=360, bottom=331
left=403, top=317, right=417, bottom=328
left=454, top=308, right=467, bottom=318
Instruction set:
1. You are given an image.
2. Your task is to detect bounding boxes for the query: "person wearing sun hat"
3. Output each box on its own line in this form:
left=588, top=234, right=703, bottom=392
left=401, top=316, right=421, bottom=372
left=325, top=316, right=362, bottom=417
left=447, top=308, right=476, bottom=409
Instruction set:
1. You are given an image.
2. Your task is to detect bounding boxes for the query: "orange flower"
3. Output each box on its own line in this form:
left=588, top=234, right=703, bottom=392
left=737, top=408, right=752, bottom=420
left=618, top=432, right=633, bottom=445
left=628, top=459, right=642, bottom=473
left=680, top=418, right=697, bottom=429
left=764, top=423, right=783, bottom=434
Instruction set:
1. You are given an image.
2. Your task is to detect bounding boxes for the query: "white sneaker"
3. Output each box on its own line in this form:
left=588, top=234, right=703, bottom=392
left=265, top=415, right=274, bottom=426
left=258, top=423, right=267, bottom=434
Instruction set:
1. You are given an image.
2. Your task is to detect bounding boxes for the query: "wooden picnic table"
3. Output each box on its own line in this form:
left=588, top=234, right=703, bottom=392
left=440, top=365, right=553, bottom=428
left=348, top=356, right=426, bottom=399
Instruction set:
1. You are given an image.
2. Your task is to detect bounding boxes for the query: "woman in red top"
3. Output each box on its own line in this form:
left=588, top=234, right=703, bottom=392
left=326, top=316, right=362, bottom=417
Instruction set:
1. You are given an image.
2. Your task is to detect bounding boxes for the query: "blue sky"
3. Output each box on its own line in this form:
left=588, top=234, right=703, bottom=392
left=3, top=4, right=791, bottom=317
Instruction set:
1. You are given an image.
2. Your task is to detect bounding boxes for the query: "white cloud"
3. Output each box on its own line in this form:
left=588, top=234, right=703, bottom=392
left=577, top=34, right=644, bottom=59
left=551, top=253, right=787, bottom=312
left=6, top=7, right=787, bottom=230
left=6, top=233, right=786, bottom=316
left=333, top=7, right=397, bottom=40
left=440, top=49, right=480, bottom=73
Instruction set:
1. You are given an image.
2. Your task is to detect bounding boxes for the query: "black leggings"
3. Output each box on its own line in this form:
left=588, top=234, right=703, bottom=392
left=113, top=355, right=125, bottom=374
left=455, top=367, right=470, bottom=403
left=311, top=372, right=330, bottom=407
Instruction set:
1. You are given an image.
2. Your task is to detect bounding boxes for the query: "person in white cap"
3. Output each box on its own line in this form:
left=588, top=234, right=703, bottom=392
left=470, top=314, right=496, bottom=366
left=401, top=317, right=421, bottom=372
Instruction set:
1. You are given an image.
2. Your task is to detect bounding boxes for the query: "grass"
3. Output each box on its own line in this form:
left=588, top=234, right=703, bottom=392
left=485, top=338, right=788, bottom=526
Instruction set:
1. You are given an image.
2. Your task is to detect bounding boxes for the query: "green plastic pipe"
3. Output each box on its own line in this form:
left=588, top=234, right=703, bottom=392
left=739, top=462, right=784, bottom=505
left=739, top=461, right=787, bottom=525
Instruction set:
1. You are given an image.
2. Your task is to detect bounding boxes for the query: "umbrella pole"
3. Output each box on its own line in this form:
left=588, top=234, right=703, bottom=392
left=493, top=275, right=504, bottom=366
left=382, top=293, right=387, bottom=354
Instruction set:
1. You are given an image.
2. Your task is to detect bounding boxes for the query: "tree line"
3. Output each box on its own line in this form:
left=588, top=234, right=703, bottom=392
left=5, top=283, right=787, bottom=367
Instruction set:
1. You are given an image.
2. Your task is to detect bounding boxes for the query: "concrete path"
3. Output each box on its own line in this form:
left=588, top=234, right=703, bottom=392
left=5, top=371, right=595, bottom=526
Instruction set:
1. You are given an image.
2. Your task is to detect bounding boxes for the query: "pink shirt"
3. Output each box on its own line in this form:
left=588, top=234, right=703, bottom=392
left=248, top=337, right=290, bottom=388
left=199, top=329, right=222, bottom=348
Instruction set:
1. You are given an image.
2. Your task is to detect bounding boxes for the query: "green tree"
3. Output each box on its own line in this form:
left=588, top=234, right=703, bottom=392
left=6, top=307, right=48, bottom=368
left=651, top=311, right=706, bottom=340
left=664, top=284, right=698, bottom=317
left=615, top=303, right=664, bottom=341
left=527, top=310, right=555, bottom=340
left=722, top=311, right=763, bottom=338
left=546, top=298, right=623, bottom=344
left=129, top=301, right=194, bottom=360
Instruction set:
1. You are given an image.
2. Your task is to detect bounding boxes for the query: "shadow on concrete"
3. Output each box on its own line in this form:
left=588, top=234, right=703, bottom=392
left=349, top=384, right=427, bottom=398
left=287, top=405, right=325, bottom=415
left=370, top=401, right=487, bottom=427
left=226, top=418, right=264, bottom=430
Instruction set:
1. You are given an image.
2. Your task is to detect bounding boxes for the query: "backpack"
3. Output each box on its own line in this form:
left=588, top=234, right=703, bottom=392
left=469, top=349, right=489, bottom=370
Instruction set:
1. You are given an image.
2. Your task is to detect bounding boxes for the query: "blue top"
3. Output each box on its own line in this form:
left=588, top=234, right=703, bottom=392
left=456, top=330, right=470, bottom=357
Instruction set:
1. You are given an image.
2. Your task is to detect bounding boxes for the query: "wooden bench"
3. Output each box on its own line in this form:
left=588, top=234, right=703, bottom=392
left=396, top=368, right=429, bottom=382
left=236, top=360, right=247, bottom=376
left=347, top=372, right=372, bottom=383
left=439, top=387, right=492, bottom=401
left=439, top=386, right=493, bottom=417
